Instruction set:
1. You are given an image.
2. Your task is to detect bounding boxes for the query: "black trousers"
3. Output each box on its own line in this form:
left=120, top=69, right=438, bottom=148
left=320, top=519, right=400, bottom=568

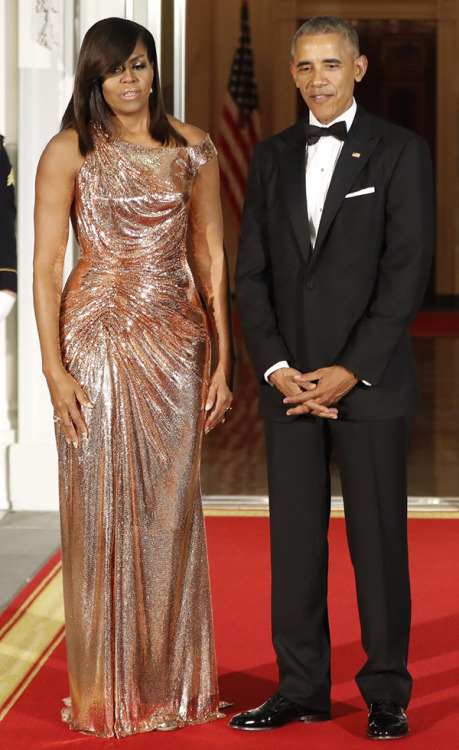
left=264, top=416, right=412, bottom=712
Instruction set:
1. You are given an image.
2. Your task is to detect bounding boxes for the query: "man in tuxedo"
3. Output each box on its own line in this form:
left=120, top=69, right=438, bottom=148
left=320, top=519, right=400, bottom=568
left=0, top=135, right=17, bottom=321
left=230, top=16, right=434, bottom=740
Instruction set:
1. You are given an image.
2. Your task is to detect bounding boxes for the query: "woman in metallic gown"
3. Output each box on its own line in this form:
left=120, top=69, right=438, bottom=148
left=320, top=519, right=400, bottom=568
left=33, top=17, right=233, bottom=738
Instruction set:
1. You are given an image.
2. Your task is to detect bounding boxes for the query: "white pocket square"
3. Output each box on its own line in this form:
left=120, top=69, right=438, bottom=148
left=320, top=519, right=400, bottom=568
left=345, top=187, right=376, bottom=198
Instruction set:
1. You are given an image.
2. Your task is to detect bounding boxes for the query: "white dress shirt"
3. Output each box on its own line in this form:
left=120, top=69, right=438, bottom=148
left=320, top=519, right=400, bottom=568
left=306, top=100, right=356, bottom=247
left=265, top=99, right=369, bottom=385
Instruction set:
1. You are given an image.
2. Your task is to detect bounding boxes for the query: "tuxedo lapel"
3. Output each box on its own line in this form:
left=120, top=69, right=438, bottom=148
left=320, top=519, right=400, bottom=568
left=277, top=122, right=311, bottom=262
left=312, top=109, right=380, bottom=259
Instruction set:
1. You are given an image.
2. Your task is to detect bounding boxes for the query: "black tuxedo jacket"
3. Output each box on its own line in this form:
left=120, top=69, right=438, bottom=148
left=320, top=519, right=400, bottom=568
left=235, top=106, right=434, bottom=422
left=0, top=136, right=17, bottom=293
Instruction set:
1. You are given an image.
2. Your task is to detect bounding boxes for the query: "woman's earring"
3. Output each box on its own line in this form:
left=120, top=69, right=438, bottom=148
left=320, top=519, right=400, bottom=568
left=150, top=87, right=153, bottom=94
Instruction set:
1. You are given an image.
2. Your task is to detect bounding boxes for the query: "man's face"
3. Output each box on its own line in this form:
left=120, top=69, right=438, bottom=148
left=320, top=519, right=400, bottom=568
left=290, top=32, right=367, bottom=125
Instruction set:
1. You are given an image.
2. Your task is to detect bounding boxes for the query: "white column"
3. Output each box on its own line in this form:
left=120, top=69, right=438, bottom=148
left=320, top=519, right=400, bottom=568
left=173, top=0, right=186, bottom=120
left=146, top=0, right=162, bottom=63
left=9, top=0, right=76, bottom=511
left=74, top=1, right=163, bottom=63
left=76, top=0, right=125, bottom=40
left=127, top=0, right=162, bottom=62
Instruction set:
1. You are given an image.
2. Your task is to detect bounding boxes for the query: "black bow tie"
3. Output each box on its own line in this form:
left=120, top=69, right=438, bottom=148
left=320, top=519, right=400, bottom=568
left=304, top=121, right=348, bottom=146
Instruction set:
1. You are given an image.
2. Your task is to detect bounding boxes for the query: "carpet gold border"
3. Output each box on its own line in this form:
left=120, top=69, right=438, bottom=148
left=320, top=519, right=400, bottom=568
left=0, top=629, right=65, bottom=723
left=0, top=560, right=62, bottom=640
left=0, top=571, right=65, bottom=714
left=204, top=508, right=459, bottom=519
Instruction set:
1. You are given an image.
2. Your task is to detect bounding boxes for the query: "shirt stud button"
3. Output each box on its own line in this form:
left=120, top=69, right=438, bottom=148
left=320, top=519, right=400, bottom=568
left=306, top=281, right=315, bottom=290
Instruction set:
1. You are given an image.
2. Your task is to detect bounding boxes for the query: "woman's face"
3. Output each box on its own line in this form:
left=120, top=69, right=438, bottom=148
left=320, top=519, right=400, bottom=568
left=102, top=39, right=154, bottom=119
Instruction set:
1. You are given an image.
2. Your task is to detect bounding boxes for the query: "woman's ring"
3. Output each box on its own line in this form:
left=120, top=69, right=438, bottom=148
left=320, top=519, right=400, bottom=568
left=53, top=415, right=61, bottom=423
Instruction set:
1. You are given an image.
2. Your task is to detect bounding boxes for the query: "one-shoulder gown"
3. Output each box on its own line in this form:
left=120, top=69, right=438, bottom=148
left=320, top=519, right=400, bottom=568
left=56, top=126, right=222, bottom=738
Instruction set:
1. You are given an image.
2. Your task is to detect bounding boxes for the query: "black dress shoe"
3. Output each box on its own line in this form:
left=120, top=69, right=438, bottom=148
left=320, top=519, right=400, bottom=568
left=229, top=693, right=331, bottom=731
left=367, top=700, right=410, bottom=740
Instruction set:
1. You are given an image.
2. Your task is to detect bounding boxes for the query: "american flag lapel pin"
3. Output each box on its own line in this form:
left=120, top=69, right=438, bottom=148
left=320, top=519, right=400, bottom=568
left=352, top=152, right=361, bottom=158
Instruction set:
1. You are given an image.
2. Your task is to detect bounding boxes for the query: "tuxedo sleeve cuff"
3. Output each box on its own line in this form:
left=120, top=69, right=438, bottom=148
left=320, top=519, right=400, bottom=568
left=0, top=269, right=17, bottom=293
left=264, top=361, right=289, bottom=384
left=340, top=362, right=371, bottom=386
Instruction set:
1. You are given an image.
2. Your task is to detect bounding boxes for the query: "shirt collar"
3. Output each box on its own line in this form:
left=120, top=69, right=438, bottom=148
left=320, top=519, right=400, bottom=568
left=309, top=98, right=357, bottom=132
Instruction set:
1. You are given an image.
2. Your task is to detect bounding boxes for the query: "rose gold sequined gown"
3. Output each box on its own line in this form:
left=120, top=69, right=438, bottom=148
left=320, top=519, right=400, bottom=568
left=56, top=126, right=222, bottom=738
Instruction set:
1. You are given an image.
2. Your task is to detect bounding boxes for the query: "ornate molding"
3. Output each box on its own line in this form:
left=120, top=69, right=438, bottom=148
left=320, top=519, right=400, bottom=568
left=35, top=0, right=60, bottom=50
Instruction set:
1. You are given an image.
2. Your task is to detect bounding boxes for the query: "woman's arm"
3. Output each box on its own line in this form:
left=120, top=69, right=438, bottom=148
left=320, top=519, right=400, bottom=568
left=33, top=130, right=92, bottom=447
left=188, top=154, right=234, bottom=433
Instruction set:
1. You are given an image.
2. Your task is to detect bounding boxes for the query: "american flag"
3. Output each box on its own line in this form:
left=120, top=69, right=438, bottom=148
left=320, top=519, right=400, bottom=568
left=219, top=0, right=260, bottom=222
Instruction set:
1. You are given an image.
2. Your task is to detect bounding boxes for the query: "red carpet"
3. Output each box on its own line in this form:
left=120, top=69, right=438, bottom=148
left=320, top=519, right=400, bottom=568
left=409, top=312, right=459, bottom=337
left=0, top=517, right=458, bottom=749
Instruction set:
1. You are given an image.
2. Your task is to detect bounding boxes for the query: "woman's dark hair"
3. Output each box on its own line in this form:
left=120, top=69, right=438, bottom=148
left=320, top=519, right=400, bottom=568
left=61, top=17, right=186, bottom=154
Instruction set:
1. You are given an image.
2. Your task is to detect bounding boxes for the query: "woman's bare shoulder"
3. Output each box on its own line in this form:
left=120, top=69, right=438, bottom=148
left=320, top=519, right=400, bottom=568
left=39, top=129, right=84, bottom=176
left=168, top=116, right=207, bottom=146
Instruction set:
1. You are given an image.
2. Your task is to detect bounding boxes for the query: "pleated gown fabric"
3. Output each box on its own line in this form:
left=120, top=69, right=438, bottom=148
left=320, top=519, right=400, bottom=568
left=56, top=125, right=222, bottom=737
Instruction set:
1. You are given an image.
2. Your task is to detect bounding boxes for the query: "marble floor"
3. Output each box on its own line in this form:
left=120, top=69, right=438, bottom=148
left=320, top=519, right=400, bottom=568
left=1, top=335, right=458, bottom=613
left=0, top=510, right=60, bottom=612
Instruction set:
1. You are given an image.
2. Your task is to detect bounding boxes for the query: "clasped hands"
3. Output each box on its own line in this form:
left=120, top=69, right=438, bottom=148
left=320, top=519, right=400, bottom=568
left=269, top=365, right=358, bottom=419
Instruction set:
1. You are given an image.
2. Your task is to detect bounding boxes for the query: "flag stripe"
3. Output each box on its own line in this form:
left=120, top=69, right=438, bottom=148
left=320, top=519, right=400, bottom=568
left=219, top=132, right=248, bottom=196
left=222, top=103, right=253, bottom=164
left=218, top=0, right=259, bottom=222
left=219, top=116, right=251, bottom=181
